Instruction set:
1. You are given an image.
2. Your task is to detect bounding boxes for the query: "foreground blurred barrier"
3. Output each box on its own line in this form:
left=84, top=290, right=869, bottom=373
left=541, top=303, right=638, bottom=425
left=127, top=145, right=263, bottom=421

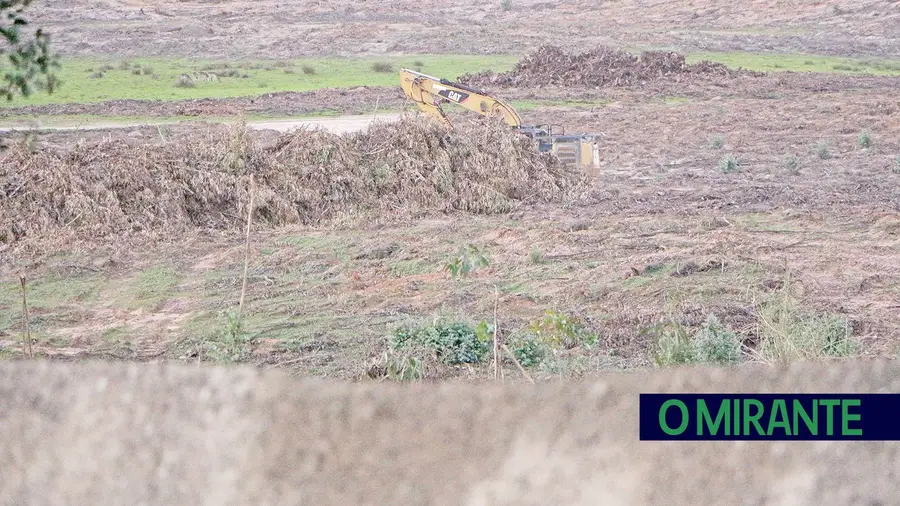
left=1, top=360, right=898, bottom=505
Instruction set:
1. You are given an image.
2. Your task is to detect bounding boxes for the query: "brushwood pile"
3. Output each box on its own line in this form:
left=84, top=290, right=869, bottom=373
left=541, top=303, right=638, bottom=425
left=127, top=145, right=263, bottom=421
left=458, top=45, right=762, bottom=88
left=0, top=116, right=585, bottom=247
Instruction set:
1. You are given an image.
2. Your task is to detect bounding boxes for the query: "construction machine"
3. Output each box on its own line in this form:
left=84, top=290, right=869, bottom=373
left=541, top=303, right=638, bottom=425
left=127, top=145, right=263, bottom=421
left=399, top=68, right=600, bottom=170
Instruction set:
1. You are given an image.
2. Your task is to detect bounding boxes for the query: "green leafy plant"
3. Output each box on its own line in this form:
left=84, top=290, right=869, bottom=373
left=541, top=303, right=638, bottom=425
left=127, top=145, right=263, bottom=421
left=784, top=155, right=801, bottom=174
left=692, top=315, right=742, bottom=364
left=647, top=320, right=695, bottom=366
left=858, top=130, right=872, bottom=148
left=0, top=0, right=59, bottom=100
left=816, top=141, right=832, bottom=160
left=710, top=135, right=724, bottom=149
left=390, top=319, right=490, bottom=365
left=528, top=247, right=545, bottom=264
left=205, top=309, right=252, bottom=362
left=368, top=351, right=425, bottom=382
left=526, top=309, right=597, bottom=349
left=444, top=244, right=490, bottom=279
left=717, top=154, right=740, bottom=173
left=510, top=335, right=547, bottom=368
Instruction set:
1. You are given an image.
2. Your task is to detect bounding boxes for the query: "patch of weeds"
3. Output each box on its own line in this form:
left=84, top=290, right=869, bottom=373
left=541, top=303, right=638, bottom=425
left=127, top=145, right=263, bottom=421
left=89, top=71, right=104, bottom=79
left=389, top=259, right=432, bottom=277
left=784, top=154, right=801, bottom=175
left=142, top=66, right=154, bottom=75
left=99, top=64, right=115, bottom=72
left=175, top=75, right=195, bottom=88
left=131, top=68, right=142, bottom=75
left=648, top=315, right=742, bottom=367
left=709, top=135, right=724, bottom=149
left=526, top=309, right=597, bottom=349
left=858, top=129, right=872, bottom=148
left=444, top=244, right=490, bottom=279
left=133, top=266, right=179, bottom=306
left=647, top=320, right=695, bottom=366
left=301, top=64, right=316, bottom=75
left=528, top=247, right=545, bottom=265
left=815, top=141, right=832, bottom=160
left=118, top=60, right=131, bottom=70
left=893, top=156, right=900, bottom=174
left=717, top=154, right=741, bottom=173
left=755, top=279, right=859, bottom=363
left=692, top=315, right=742, bottom=364
left=390, top=318, right=491, bottom=365
left=500, top=0, right=513, bottom=11
left=367, top=350, right=426, bottom=382
left=371, top=62, right=394, bottom=73
left=412, top=60, right=425, bottom=68
left=179, top=310, right=252, bottom=363
left=509, top=334, right=547, bottom=368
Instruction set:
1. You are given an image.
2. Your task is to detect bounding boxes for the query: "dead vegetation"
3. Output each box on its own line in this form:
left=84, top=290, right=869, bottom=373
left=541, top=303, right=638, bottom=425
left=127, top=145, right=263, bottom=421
left=0, top=116, right=584, bottom=248
left=458, top=45, right=763, bottom=88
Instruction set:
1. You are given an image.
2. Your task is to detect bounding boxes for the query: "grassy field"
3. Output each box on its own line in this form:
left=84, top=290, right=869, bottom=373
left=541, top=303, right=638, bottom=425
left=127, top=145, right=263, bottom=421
left=686, top=51, right=900, bottom=74
left=5, top=51, right=900, bottom=109
left=1, top=55, right=519, bottom=107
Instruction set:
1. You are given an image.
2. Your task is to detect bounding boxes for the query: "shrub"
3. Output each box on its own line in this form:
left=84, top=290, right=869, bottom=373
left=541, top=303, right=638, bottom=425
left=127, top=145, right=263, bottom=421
left=526, top=309, right=597, bottom=349
left=755, top=280, right=859, bottom=363
left=717, top=154, right=740, bottom=173
left=816, top=141, right=831, bottom=159
left=784, top=154, right=801, bottom=175
left=501, top=0, right=513, bottom=11
left=692, top=315, right=742, bottom=364
left=445, top=244, right=490, bottom=278
left=301, top=64, right=316, bottom=75
left=858, top=130, right=872, bottom=148
left=528, top=247, right=545, bottom=264
left=371, top=62, right=394, bottom=73
left=510, top=335, right=547, bottom=368
left=390, top=319, right=491, bottom=365
left=710, top=135, right=724, bottom=149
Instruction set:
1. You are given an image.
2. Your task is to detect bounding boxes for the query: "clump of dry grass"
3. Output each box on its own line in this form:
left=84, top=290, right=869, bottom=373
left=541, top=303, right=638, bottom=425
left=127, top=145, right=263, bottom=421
left=0, top=115, right=585, bottom=247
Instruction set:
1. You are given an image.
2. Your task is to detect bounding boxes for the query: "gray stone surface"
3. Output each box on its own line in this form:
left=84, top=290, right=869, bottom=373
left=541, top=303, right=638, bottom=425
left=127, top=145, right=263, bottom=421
left=1, top=360, right=898, bottom=505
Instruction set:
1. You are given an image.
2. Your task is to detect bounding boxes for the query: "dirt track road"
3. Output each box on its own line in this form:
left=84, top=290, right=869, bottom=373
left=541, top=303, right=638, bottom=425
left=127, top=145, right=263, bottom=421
left=0, top=113, right=404, bottom=135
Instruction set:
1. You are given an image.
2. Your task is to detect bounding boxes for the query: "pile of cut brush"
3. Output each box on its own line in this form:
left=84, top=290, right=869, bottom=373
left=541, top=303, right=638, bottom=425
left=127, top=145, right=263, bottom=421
left=458, top=45, right=762, bottom=88
left=0, top=115, right=584, bottom=247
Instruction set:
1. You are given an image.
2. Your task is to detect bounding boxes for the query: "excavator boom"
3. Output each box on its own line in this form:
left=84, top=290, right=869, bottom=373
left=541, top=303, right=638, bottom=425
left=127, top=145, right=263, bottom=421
left=399, top=68, right=523, bottom=127
left=398, top=68, right=600, bottom=170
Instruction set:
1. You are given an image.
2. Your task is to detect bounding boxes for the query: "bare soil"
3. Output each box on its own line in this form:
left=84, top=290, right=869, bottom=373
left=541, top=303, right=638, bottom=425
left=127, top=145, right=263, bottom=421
left=34, top=0, right=900, bottom=59
left=2, top=0, right=899, bottom=378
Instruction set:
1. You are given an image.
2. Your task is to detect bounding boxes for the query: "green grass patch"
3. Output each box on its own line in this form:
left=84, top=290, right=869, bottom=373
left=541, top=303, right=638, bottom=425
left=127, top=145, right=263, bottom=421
left=127, top=265, right=179, bottom=309
left=2, top=55, right=519, bottom=107
left=686, top=51, right=900, bottom=75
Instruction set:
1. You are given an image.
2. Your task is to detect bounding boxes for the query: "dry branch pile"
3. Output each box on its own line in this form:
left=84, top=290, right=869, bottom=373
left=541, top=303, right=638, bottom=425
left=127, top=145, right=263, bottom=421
left=458, top=45, right=762, bottom=88
left=0, top=116, right=584, bottom=246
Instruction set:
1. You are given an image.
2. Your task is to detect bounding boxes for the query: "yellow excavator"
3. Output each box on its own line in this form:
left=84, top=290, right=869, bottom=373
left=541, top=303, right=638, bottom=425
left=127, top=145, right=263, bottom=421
left=399, top=68, right=600, bottom=169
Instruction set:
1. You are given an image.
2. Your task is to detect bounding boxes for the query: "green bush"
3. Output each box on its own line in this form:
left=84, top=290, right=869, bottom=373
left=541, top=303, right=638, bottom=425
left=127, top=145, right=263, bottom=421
left=510, top=335, right=547, bottom=368
left=390, top=319, right=490, bottom=365
left=692, top=315, right=742, bottom=364
left=526, top=309, right=597, bottom=349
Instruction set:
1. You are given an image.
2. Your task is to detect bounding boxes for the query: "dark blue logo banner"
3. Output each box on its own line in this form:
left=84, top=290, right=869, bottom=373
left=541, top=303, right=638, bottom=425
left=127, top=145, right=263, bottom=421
left=639, top=394, right=900, bottom=440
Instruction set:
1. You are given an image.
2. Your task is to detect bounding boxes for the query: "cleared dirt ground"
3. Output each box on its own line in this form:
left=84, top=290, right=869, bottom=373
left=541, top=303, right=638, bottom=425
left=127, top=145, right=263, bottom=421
left=2, top=1, right=899, bottom=380
left=34, top=0, right=900, bottom=59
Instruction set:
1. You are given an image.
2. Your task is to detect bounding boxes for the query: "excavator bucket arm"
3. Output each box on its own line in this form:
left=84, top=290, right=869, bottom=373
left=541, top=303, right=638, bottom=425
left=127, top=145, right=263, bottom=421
left=399, top=68, right=523, bottom=128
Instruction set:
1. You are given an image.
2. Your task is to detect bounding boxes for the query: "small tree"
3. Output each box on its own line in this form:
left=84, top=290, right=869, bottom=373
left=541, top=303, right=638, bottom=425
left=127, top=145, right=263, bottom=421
left=1, top=0, right=58, bottom=101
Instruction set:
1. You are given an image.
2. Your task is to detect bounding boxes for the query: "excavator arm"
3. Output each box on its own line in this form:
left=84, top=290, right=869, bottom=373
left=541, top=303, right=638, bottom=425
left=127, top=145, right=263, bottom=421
left=399, top=68, right=523, bottom=128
